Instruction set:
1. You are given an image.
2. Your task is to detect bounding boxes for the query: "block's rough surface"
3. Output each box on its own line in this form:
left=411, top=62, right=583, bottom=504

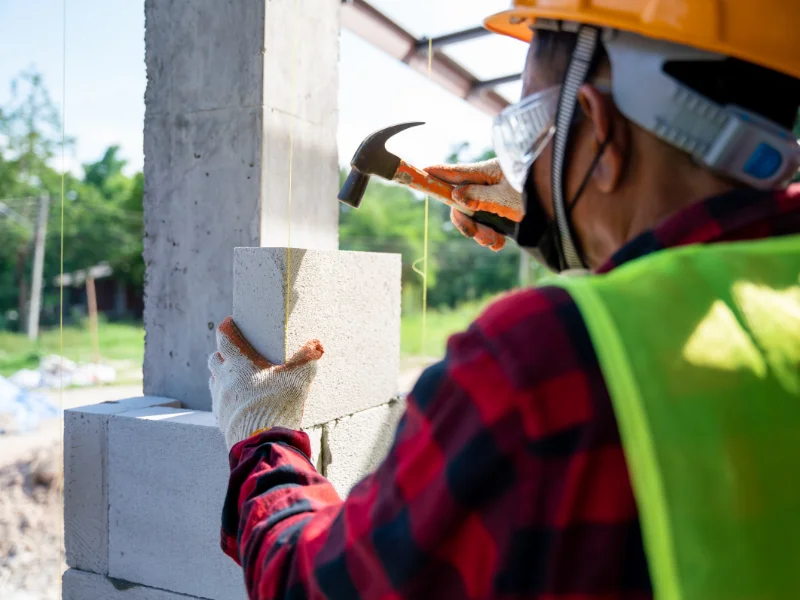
left=64, top=396, right=179, bottom=574
left=143, top=0, right=340, bottom=411
left=107, top=408, right=247, bottom=600
left=233, top=248, right=401, bottom=427
left=63, top=569, right=204, bottom=600
left=324, top=399, right=406, bottom=496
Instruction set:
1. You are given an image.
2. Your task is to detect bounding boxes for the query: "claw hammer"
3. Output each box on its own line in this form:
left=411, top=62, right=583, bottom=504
left=338, top=122, right=517, bottom=238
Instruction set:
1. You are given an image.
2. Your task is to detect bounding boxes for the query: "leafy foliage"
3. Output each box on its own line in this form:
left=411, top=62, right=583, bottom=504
left=0, top=71, right=144, bottom=329
left=0, top=70, right=524, bottom=332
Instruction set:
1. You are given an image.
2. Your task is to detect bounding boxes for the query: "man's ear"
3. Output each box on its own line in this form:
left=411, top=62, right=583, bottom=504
left=577, top=83, right=627, bottom=193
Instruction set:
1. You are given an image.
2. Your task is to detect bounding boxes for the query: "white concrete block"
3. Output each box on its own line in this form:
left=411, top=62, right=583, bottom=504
left=63, top=569, right=204, bottom=600
left=108, top=408, right=247, bottom=600
left=324, top=399, right=406, bottom=497
left=64, top=396, right=180, bottom=575
left=233, top=248, right=401, bottom=427
left=143, top=0, right=341, bottom=411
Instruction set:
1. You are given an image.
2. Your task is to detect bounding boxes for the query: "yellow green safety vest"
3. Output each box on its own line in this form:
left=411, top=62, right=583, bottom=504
left=550, top=235, right=800, bottom=600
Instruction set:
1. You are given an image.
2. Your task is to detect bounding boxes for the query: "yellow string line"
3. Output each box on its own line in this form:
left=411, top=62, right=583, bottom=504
left=422, top=195, right=429, bottom=355
left=58, top=0, right=67, bottom=591
left=412, top=39, right=434, bottom=356
left=283, top=0, right=299, bottom=362
left=422, top=39, right=433, bottom=356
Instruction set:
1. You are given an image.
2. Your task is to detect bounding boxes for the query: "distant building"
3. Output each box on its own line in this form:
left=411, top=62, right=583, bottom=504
left=52, top=263, right=143, bottom=320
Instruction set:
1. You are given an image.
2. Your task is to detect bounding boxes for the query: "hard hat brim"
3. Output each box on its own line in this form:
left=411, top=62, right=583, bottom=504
left=484, top=6, right=800, bottom=81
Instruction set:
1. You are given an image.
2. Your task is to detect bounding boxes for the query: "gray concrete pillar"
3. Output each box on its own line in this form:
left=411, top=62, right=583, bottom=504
left=143, top=0, right=341, bottom=410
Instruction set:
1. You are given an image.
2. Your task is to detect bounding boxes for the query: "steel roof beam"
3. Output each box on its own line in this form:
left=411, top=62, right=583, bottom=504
left=472, top=73, right=523, bottom=91
left=341, top=0, right=510, bottom=115
left=415, top=26, right=491, bottom=50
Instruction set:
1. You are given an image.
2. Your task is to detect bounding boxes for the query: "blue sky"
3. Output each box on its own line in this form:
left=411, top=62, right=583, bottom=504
left=0, top=0, right=526, bottom=176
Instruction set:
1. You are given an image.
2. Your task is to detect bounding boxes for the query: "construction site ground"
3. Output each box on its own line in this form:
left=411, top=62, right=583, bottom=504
left=0, top=385, right=143, bottom=600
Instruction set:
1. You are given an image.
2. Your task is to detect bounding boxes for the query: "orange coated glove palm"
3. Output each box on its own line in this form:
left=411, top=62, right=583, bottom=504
left=426, top=159, right=524, bottom=251
left=208, top=317, right=324, bottom=449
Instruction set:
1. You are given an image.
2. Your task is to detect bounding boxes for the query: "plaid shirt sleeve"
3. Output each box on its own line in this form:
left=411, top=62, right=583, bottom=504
left=221, top=285, right=650, bottom=600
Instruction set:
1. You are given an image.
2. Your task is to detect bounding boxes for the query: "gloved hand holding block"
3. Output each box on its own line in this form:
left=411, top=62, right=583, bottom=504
left=232, top=247, right=401, bottom=428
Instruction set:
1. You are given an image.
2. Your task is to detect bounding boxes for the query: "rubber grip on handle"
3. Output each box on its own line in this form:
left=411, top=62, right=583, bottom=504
left=470, top=210, right=518, bottom=238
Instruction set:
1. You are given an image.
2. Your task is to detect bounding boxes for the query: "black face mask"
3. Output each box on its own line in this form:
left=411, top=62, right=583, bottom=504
left=516, top=131, right=613, bottom=274
left=518, top=165, right=564, bottom=272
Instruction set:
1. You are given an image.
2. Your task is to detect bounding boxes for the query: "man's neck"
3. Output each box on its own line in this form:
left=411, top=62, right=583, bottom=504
left=590, top=171, right=736, bottom=268
left=629, top=183, right=734, bottom=240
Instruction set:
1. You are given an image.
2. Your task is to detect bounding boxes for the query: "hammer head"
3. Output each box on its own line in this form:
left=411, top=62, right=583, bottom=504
left=338, top=122, right=425, bottom=208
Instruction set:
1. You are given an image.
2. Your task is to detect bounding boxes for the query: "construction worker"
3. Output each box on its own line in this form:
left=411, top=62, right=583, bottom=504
left=209, top=1, right=800, bottom=598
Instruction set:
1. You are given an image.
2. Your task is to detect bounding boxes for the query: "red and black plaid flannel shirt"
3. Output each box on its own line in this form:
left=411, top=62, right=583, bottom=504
left=222, top=185, right=800, bottom=599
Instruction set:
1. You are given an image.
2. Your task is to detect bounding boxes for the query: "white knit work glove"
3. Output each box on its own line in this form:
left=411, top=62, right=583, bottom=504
left=426, top=159, right=524, bottom=251
left=208, top=317, right=324, bottom=450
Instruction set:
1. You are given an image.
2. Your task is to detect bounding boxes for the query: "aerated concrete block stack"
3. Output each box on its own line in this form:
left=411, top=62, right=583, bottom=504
left=62, top=249, right=403, bottom=599
left=233, top=247, right=405, bottom=496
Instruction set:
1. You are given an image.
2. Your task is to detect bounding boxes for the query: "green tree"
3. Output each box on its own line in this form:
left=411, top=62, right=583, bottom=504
left=0, top=70, right=145, bottom=329
left=70, top=146, right=144, bottom=288
left=0, top=69, right=75, bottom=327
left=428, top=142, right=522, bottom=306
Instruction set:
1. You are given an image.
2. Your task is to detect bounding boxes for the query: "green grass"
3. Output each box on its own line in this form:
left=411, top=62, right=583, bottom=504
left=0, top=320, right=145, bottom=378
left=401, top=297, right=496, bottom=358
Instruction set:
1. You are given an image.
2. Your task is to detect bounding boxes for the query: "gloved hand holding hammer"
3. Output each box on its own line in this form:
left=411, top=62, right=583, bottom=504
left=339, top=123, right=522, bottom=252
left=426, top=159, right=524, bottom=251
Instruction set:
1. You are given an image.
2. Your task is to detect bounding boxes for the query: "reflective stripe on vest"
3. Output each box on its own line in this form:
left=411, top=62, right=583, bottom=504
left=550, top=235, right=800, bottom=600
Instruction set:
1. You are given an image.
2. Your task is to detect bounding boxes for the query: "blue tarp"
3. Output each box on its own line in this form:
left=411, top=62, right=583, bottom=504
left=0, top=375, right=59, bottom=434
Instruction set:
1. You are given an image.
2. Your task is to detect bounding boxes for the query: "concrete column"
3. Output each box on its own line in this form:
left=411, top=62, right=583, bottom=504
left=143, top=0, right=341, bottom=410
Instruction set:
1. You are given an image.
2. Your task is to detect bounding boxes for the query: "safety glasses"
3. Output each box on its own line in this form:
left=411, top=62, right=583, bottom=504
left=492, top=85, right=561, bottom=193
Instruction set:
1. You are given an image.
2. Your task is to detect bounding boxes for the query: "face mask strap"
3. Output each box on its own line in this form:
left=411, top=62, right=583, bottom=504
left=551, top=25, right=602, bottom=271
left=566, top=120, right=615, bottom=219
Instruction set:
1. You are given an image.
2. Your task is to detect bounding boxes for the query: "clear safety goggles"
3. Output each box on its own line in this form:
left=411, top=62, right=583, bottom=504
left=492, top=85, right=561, bottom=193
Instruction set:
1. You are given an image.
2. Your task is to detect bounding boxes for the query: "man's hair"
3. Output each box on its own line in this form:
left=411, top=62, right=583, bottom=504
left=532, top=29, right=800, bottom=131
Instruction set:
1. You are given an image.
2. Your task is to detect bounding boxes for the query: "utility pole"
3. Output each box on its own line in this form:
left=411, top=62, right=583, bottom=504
left=85, top=275, right=101, bottom=364
left=27, top=195, right=50, bottom=340
left=0, top=198, right=37, bottom=333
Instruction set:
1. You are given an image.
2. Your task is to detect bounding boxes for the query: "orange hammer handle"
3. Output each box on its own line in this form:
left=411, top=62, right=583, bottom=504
left=393, top=160, right=517, bottom=238
left=394, top=160, right=458, bottom=206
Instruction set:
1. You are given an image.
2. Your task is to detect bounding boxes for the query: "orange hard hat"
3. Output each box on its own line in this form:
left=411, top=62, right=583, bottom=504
left=485, top=0, right=800, bottom=81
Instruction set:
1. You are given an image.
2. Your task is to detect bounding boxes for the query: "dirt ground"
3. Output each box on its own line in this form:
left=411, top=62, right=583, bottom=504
left=0, top=385, right=142, bottom=600
left=0, top=422, right=64, bottom=600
